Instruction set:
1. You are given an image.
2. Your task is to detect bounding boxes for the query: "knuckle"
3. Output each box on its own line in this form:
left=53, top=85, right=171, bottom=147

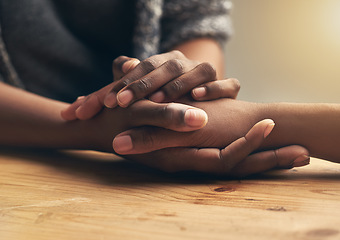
left=139, top=58, right=158, bottom=72
left=165, top=59, right=185, bottom=75
left=169, top=50, right=185, bottom=59
left=198, top=62, right=217, bottom=80
left=273, top=149, right=286, bottom=168
left=120, top=79, right=132, bottom=88
left=132, top=77, right=153, bottom=93
left=163, top=79, right=185, bottom=98
left=219, top=151, right=232, bottom=174
left=139, top=129, right=156, bottom=149
left=159, top=103, right=175, bottom=126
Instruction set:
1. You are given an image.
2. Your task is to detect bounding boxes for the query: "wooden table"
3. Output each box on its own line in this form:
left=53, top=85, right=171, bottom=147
left=1, top=149, right=340, bottom=240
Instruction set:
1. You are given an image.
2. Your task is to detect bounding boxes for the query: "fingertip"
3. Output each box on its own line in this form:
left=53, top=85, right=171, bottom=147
left=117, top=89, right=134, bottom=107
left=245, top=119, right=275, bottom=140
left=112, top=134, right=133, bottom=154
left=292, top=155, right=310, bottom=168
left=122, top=59, right=140, bottom=73
left=104, top=92, right=117, bottom=108
left=74, top=103, right=91, bottom=120
left=184, top=108, right=208, bottom=128
left=60, top=96, right=86, bottom=121
left=263, top=119, right=275, bottom=138
left=60, top=108, right=77, bottom=121
left=77, top=96, right=86, bottom=101
left=192, top=87, right=207, bottom=99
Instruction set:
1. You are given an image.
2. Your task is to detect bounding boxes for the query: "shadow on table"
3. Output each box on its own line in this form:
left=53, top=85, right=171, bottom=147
left=1, top=147, right=340, bottom=186
left=0, top=147, right=218, bottom=185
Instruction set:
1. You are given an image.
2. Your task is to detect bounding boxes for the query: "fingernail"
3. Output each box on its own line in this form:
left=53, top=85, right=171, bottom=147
left=77, top=96, right=85, bottom=101
left=184, top=108, right=208, bottom=128
left=104, top=92, right=117, bottom=108
left=117, top=90, right=134, bottom=107
left=192, top=87, right=207, bottom=98
left=122, top=59, right=139, bottom=73
left=263, top=120, right=275, bottom=138
left=149, top=91, right=165, bottom=103
left=113, top=135, right=133, bottom=153
left=292, top=155, right=310, bottom=167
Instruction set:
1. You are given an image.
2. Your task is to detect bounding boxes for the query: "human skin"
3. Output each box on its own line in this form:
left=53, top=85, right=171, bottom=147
left=62, top=45, right=239, bottom=121
left=0, top=39, right=230, bottom=149
left=113, top=98, right=340, bottom=164
left=172, top=38, right=225, bottom=79
left=0, top=81, right=209, bottom=150
left=0, top=38, right=309, bottom=176
left=0, top=82, right=308, bottom=176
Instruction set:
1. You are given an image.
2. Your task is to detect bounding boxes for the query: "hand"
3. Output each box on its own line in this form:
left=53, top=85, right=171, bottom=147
left=111, top=99, right=268, bottom=154
left=85, top=100, right=209, bottom=152
left=82, top=98, right=309, bottom=177
left=121, top=119, right=310, bottom=176
left=109, top=98, right=311, bottom=176
left=61, top=50, right=240, bottom=120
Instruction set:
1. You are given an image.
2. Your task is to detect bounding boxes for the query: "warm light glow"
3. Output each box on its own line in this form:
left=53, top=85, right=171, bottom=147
left=227, top=0, right=340, bottom=103
left=321, top=0, right=340, bottom=46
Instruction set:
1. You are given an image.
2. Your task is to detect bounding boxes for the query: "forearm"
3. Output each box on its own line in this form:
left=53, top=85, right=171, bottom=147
left=172, top=38, right=225, bottom=79
left=0, top=83, right=96, bottom=150
left=259, top=102, right=340, bottom=162
left=0, top=83, right=208, bottom=152
left=181, top=99, right=340, bottom=163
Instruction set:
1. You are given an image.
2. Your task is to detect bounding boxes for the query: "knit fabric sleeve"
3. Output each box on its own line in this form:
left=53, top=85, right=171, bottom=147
left=160, top=0, right=233, bottom=52
left=0, top=22, right=24, bottom=88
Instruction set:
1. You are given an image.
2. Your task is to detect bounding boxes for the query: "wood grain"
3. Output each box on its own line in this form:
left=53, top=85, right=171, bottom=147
left=1, top=149, right=340, bottom=240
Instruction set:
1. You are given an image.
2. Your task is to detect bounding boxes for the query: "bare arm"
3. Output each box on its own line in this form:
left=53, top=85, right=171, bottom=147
left=0, top=82, right=207, bottom=150
left=112, top=99, right=340, bottom=163
left=0, top=82, right=91, bottom=149
left=261, top=102, right=340, bottom=162
left=0, top=84, right=308, bottom=176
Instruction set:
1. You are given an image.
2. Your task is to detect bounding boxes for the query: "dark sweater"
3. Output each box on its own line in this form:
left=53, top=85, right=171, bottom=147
left=0, top=0, right=135, bottom=102
left=0, top=0, right=232, bottom=102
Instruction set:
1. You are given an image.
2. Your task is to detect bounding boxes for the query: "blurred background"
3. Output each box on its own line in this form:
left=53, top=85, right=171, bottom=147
left=225, top=0, right=340, bottom=103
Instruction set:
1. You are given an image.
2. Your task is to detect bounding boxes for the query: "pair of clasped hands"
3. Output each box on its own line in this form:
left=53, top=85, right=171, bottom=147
left=61, top=51, right=308, bottom=177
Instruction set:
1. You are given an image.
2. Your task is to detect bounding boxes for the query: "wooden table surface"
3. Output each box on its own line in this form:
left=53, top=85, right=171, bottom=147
left=1, top=149, right=340, bottom=240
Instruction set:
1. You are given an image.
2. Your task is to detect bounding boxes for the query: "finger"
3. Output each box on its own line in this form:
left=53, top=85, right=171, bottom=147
left=192, top=78, right=241, bottom=101
left=104, top=50, right=188, bottom=108
left=126, top=145, right=310, bottom=176
left=116, top=59, right=195, bottom=107
left=122, top=59, right=140, bottom=74
left=126, top=148, right=225, bottom=173
left=215, top=119, right=276, bottom=173
left=75, top=94, right=103, bottom=120
left=149, top=62, right=216, bottom=102
left=128, top=100, right=208, bottom=130
left=230, top=145, right=310, bottom=177
left=112, top=102, right=208, bottom=154
left=120, top=119, right=275, bottom=174
left=113, top=116, right=274, bottom=158
left=112, top=56, right=140, bottom=81
left=112, top=127, right=188, bottom=155
left=74, top=84, right=114, bottom=120
left=60, top=96, right=86, bottom=121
